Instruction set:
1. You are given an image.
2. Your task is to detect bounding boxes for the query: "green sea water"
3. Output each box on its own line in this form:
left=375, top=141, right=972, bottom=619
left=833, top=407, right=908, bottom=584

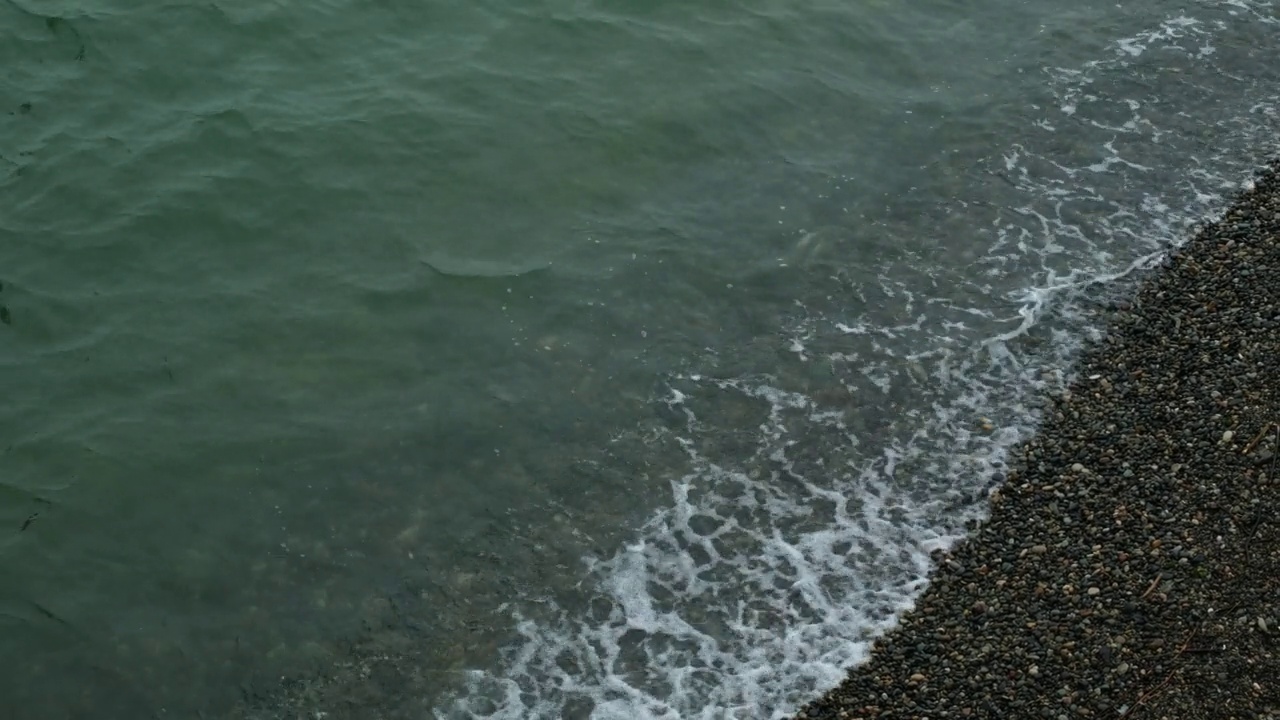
left=2, top=0, right=1277, bottom=717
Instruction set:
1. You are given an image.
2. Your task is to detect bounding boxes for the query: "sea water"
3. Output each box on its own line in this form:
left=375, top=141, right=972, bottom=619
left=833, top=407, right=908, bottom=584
left=0, top=0, right=1276, bottom=718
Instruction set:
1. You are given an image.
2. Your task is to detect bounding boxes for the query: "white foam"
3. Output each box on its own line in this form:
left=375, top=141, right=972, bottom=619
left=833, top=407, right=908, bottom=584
left=436, top=2, right=1280, bottom=717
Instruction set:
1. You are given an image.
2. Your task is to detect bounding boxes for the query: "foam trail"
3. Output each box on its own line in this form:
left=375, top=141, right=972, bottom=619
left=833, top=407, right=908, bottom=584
left=438, top=2, right=1280, bottom=717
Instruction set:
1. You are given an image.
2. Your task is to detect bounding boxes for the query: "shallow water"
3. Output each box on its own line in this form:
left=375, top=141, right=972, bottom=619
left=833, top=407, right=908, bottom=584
left=0, top=0, right=1277, bottom=717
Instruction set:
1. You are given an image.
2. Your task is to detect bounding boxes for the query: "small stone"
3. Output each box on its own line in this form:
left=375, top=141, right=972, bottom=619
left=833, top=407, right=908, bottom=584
left=768, top=163, right=1280, bottom=720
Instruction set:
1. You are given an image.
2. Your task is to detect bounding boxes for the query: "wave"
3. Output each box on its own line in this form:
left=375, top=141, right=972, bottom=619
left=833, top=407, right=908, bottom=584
left=436, top=2, right=1280, bottom=717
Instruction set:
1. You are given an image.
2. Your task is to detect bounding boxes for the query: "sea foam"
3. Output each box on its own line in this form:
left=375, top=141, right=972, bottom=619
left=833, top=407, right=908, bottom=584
left=438, top=2, right=1280, bottom=717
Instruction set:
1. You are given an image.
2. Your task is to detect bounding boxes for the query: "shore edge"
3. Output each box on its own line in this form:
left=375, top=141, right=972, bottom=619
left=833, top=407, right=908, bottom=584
left=790, top=160, right=1280, bottom=720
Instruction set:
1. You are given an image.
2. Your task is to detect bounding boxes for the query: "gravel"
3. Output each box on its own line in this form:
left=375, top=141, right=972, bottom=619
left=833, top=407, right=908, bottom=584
left=790, top=160, right=1280, bottom=720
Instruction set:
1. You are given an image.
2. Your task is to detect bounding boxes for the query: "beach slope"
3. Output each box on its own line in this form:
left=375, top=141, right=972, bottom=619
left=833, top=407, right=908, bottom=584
left=791, top=161, right=1280, bottom=720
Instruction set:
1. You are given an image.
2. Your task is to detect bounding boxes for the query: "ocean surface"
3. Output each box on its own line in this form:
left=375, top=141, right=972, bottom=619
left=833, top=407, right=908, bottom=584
left=1, top=0, right=1277, bottom=717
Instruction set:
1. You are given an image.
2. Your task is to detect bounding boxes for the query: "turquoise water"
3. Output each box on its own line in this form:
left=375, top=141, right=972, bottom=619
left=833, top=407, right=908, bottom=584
left=1, top=0, right=1277, bottom=717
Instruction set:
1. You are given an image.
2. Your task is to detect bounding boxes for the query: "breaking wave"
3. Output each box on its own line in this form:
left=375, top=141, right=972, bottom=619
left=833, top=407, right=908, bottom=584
left=437, top=2, right=1280, bottom=717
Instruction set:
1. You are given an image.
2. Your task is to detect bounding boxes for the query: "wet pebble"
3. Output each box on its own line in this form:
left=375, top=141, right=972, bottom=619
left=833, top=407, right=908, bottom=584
left=791, top=160, right=1280, bottom=720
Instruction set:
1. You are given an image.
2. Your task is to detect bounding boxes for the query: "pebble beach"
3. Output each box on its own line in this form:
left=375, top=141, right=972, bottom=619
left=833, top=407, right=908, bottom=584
left=791, top=161, right=1280, bottom=720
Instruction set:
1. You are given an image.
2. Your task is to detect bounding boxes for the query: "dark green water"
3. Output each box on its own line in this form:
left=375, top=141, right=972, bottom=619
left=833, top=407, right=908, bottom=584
left=2, top=0, right=1277, bottom=717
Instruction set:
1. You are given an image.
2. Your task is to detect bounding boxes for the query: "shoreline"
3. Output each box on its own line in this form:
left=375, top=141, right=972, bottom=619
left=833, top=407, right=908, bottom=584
left=789, top=161, right=1280, bottom=719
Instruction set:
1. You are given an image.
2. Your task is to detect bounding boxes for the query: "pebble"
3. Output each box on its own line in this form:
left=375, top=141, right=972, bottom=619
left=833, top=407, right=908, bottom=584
left=789, top=160, right=1280, bottom=720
